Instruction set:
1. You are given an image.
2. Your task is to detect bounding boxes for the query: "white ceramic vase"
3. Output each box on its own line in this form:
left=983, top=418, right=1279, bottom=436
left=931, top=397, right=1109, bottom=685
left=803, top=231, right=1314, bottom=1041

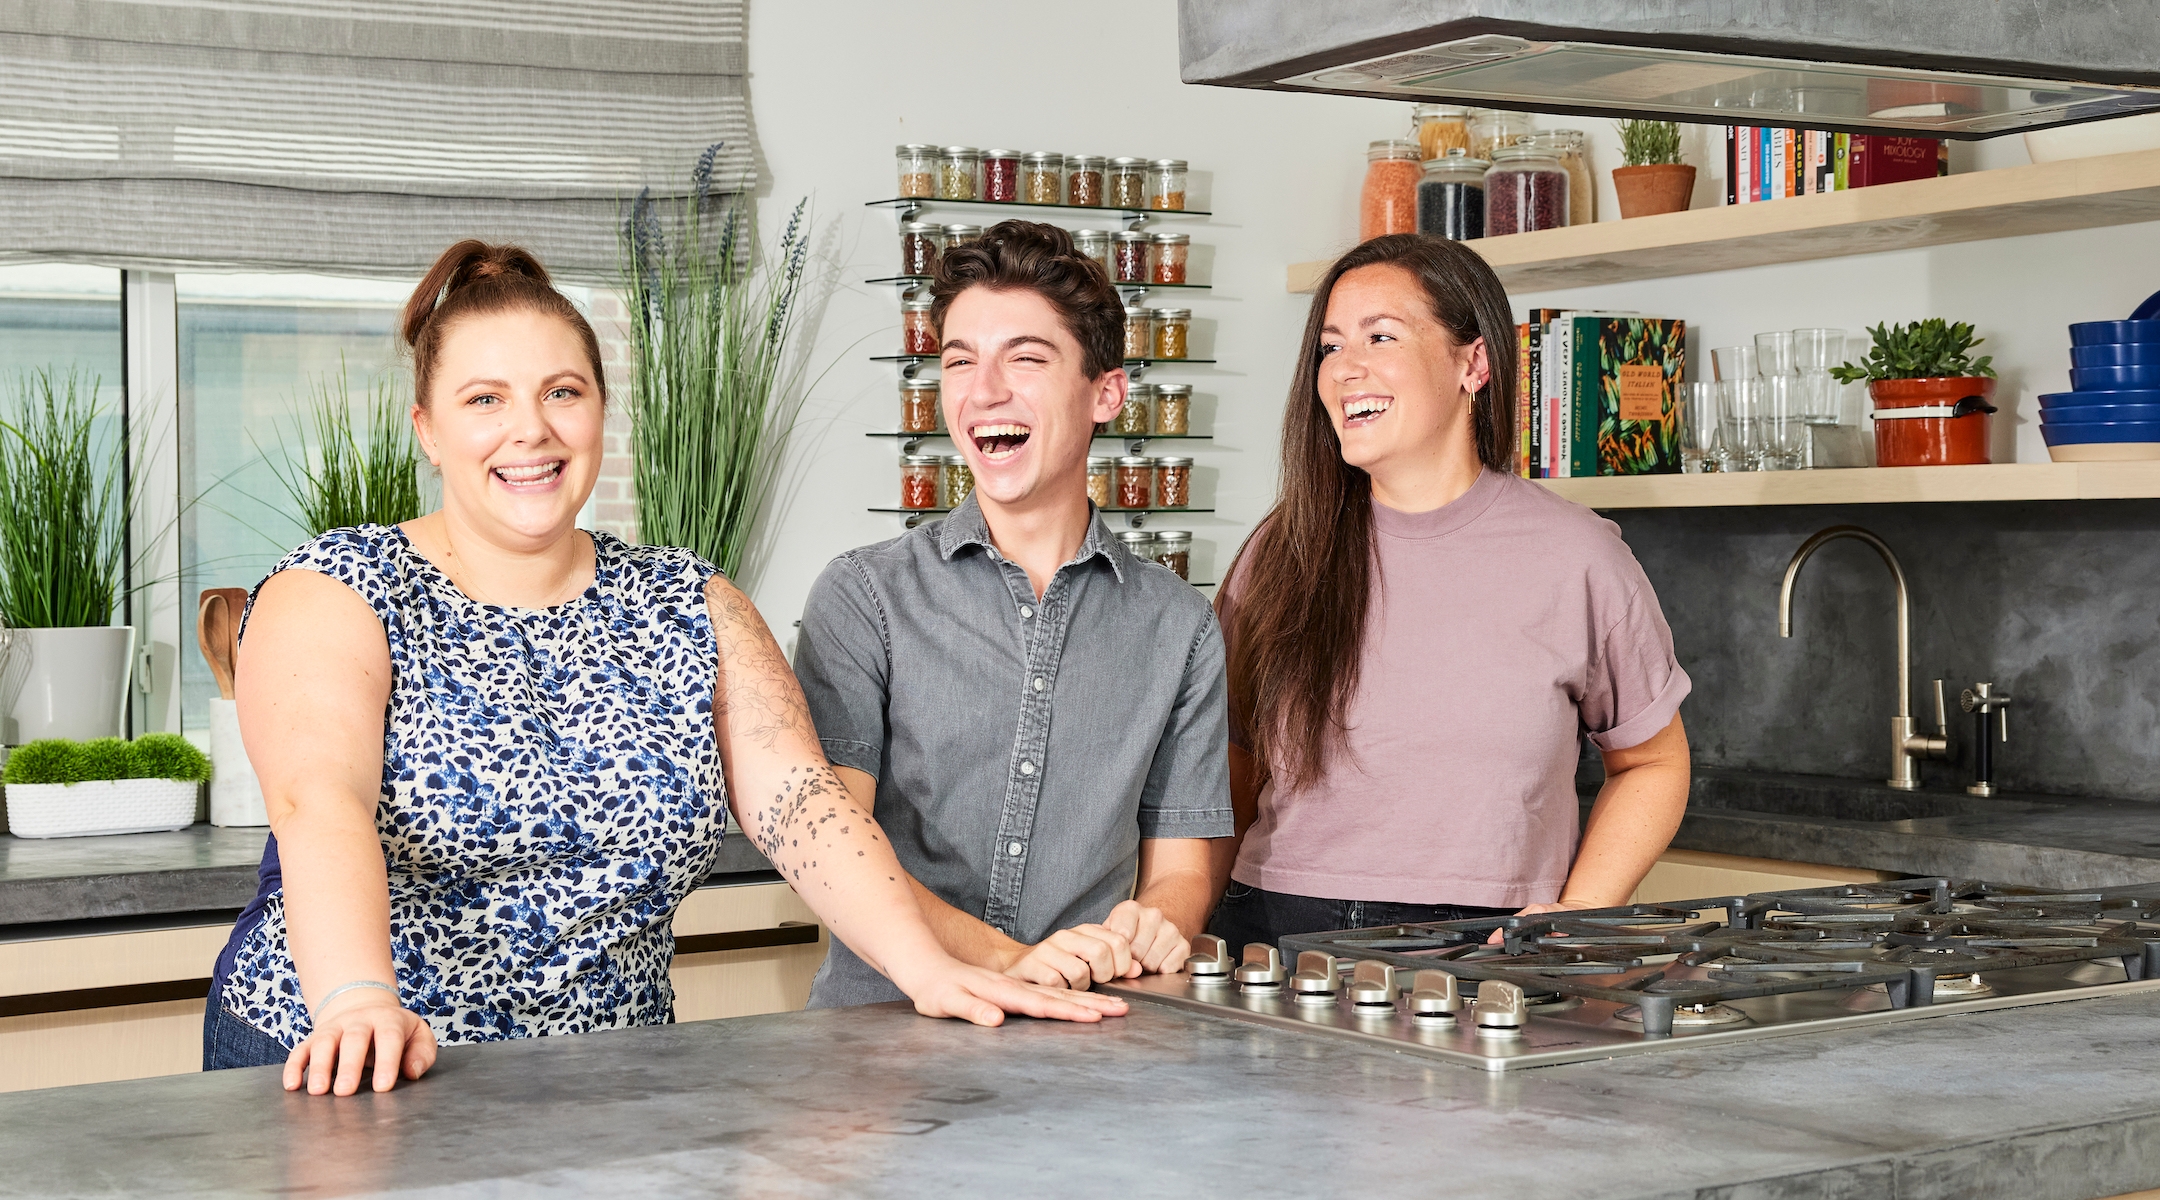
left=207, top=697, right=266, bottom=826
left=2, top=626, right=136, bottom=744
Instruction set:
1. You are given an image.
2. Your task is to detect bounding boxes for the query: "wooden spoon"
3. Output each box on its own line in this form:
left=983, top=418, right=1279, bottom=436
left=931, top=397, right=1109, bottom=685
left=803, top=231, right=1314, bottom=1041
left=197, top=591, right=235, bottom=700
left=212, top=587, right=248, bottom=692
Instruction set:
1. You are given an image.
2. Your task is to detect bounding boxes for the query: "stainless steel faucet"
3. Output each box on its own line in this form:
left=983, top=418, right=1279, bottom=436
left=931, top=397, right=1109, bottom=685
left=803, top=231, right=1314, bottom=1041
left=1778, top=525, right=1951, bottom=790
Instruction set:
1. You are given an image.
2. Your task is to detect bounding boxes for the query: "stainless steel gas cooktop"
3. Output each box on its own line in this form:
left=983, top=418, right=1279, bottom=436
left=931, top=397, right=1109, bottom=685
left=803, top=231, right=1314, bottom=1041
left=1103, top=878, right=2160, bottom=1071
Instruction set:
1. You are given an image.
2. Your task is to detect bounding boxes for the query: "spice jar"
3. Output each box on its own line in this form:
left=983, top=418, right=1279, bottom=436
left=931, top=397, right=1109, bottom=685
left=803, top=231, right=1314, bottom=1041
left=1122, top=306, right=1154, bottom=361
left=1469, top=109, right=1533, bottom=161
left=1108, top=157, right=1147, bottom=208
left=899, top=221, right=941, bottom=276
left=1086, top=456, right=1115, bottom=507
left=1152, top=383, right=1191, bottom=435
left=896, top=143, right=937, bottom=199
left=1416, top=151, right=1488, bottom=241
left=1067, top=154, right=1106, bottom=207
left=1072, top=228, right=1111, bottom=278
left=1151, top=307, right=1191, bottom=360
left=1148, top=158, right=1188, bottom=211
left=900, top=454, right=942, bottom=509
left=937, top=147, right=980, bottom=201
left=939, top=454, right=974, bottom=508
left=1524, top=129, right=1593, bottom=227
left=1148, top=232, right=1190, bottom=285
left=1411, top=104, right=1473, bottom=160
left=1113, top=456, right=1154, bottom=509
left=982, top=149, right=1021, bottom=203
left=900, top=379, right=940, bottom=435
left=1154, top=455, right=1193, bottom=508
left=1485, top=143, right=1570, bottom=236
left=1151, top=529, right=1192, bottom=580
left=942, top=223, right=982, bottom=250
left=1111, top=230, right=1150, bottom=284
left=1022, top=152, right=1064, bottom=205
left=900, top=297, right=937, bottom=356
left=1114, top=529, right=1156, bottom=561
left=1115, top=383, right=1154, bottom=435
left=1360, top=139, right=1423, bottom=241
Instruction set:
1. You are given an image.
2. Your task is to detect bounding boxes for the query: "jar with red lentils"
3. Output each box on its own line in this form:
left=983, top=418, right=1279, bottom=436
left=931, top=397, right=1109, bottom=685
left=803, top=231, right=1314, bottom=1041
left=1148, top=232, right=1189, bottom=284
left=900, top=297, right=937, bottom=356
left=900, top=455, right=941, bottom=509
left=899, top=379, right=939, bottom=434
left=1114, top=456, right=1154, bottom=508
left=1153, top=455, right=1193, bottom=508
left=982, top=150, right=1021, bottom=203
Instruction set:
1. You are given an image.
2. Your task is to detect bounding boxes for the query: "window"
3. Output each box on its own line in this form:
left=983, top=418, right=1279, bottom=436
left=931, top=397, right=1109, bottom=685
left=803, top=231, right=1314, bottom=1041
left=0, top=265, right=123, bottom=408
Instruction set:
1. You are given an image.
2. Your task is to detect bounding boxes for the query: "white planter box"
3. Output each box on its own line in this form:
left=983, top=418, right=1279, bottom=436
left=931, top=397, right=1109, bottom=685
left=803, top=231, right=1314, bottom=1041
left=4, top=778, right=200, bottom=838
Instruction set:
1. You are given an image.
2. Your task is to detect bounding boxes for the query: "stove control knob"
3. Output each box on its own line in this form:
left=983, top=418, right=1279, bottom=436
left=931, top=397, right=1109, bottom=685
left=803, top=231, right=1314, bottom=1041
left=1184, top=935, right=1234, bottom=982
left=1409, top=970, right=1463, bottom=1023
left=1291, top=951, right=1340, bottom=1000
left=1475, top=980, right=1528, bottom=1035
left=1348, top=961, right=1398, bottom=1011
left=1234, top=944, right=1286, bottom=990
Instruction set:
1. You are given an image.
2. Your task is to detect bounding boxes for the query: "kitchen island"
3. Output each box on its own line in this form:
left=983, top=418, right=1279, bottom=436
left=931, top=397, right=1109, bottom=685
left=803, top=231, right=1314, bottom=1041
left=3, top=991, right=2159, bottom=1199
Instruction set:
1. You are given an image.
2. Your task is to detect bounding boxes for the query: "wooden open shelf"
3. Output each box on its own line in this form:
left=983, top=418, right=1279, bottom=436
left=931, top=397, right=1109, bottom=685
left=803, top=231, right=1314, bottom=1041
left=1533, top=461, right=2160, bottom=509
left=1288, top=147, right=2160, bottom=294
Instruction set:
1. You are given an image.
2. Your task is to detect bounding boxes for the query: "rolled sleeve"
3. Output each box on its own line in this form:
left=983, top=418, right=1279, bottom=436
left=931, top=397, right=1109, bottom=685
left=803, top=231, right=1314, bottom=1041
left=1583, top=585, right=1693, bottom=753
left=793, top=555, right=891, bottom=779
left=1137, top=609, right=1235, bottom=839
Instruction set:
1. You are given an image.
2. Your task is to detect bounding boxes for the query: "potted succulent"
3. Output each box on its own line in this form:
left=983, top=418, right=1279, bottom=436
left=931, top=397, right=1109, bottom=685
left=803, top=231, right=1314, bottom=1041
left=1612, top=120, right=1694, bottom=218
left=3, top=733, right=212, bottom=838
left=1831, top=320, right=1999, bottom=467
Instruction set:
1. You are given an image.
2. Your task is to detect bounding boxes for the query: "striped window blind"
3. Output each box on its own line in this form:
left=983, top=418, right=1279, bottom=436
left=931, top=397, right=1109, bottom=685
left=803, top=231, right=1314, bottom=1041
left=0, top=0, right=753, bottom=279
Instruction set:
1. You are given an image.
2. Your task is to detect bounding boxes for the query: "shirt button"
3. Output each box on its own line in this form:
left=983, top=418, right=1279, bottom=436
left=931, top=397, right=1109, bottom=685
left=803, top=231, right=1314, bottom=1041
left=1019, top=605, right=1034, bottom=619
left=1032, top=676, right=1046, bottom=692
left=1008, top=841, right=1024, bottom=856
left=1019, top=761, right=1035, bottom=776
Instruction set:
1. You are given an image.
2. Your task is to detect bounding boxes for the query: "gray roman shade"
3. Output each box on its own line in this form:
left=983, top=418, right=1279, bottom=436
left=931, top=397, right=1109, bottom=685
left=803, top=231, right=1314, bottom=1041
left=0, top=0, right=754, bottom=280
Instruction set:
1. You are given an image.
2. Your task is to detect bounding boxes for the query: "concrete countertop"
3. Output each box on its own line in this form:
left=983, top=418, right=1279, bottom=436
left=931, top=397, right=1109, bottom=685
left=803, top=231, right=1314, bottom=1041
left=5, top=992, right=2160, bottom=1198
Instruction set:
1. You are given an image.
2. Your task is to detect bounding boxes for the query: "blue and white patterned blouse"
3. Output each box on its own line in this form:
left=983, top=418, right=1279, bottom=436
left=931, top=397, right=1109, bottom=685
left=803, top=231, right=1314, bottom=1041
left=210, top=525, right=725, bottom=1048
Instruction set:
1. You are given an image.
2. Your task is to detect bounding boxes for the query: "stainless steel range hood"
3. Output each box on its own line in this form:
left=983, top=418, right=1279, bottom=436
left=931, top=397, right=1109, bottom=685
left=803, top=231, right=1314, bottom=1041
left=1178, top=1, right=2160, bottom=138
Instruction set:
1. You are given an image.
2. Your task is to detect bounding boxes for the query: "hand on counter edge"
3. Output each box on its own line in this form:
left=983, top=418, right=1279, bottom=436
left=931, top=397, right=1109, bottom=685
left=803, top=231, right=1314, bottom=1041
left=1102, top=899, right=1191, bottom=977
left=900, top=957, right=1130, bottom=1026
left=1487, top=899, right=1608, bottom=946
left=284, top=988, right=438, bottom=1095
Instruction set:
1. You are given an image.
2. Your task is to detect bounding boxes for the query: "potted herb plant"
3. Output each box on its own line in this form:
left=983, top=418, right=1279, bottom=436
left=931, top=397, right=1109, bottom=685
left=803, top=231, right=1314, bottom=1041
left=1612, top=120, right=1694, bottom=218
left=3, top=733, right=212, bottom=838
left=1831, top=320, right=1999, bottom=467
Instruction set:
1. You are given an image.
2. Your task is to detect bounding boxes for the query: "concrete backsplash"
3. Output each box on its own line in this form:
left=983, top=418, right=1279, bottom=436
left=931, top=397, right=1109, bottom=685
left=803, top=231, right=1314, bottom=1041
left=1614, top=500, right=2160, bottom=802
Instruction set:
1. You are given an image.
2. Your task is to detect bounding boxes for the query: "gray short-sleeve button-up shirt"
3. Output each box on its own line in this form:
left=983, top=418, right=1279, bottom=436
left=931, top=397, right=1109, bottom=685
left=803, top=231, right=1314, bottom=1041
left=795, top=496, right=1233, bottom=1007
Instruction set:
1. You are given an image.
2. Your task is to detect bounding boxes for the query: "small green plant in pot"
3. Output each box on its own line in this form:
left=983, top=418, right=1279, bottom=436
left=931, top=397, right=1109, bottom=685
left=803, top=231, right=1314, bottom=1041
left=1612, top=120, right=1694, bottom=219
left=1833, top=319, right=1999, bottom=468
left=3, top=733, right=213, bottom=838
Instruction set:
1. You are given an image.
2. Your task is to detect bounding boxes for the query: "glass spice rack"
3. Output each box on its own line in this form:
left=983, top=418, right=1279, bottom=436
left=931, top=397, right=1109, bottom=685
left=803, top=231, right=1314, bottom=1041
left=870, top=356, right=1215, bottom=365
left=866, top=275, right=1211, bottom=291
left=872, top=505, right=1213, bottom=533
left=866, top=197, right=1212, bottom=219
left=867, top=431, right=1211, bottom=453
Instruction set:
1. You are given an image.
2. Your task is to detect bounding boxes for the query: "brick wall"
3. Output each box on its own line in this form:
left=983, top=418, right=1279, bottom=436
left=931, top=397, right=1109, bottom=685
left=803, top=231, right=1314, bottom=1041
left=587, top=288, right=639, bottom=544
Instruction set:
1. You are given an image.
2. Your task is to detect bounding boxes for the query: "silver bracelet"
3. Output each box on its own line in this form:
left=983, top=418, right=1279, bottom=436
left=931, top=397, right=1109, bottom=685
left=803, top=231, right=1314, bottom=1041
left=316, top=979, right=398, bottom=1012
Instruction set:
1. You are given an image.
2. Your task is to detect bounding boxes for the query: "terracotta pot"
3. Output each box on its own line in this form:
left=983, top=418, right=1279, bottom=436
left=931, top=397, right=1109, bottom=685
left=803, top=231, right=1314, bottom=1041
left=1612, top=164, right=1696, bottom=218
left=1869, top=376, right=1996, bottom=467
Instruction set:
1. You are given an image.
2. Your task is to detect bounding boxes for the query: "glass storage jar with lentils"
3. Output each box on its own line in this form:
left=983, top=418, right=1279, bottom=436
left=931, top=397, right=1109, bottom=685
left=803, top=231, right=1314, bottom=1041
left=1485, top=143, right=1570, bottom=236
left=1148, top=159, right=1187, bottom=210
left=1151, top=530, right=1192, bottom=580
left=982, top=150, right=1021, bottom=203
left=896, top=144, right=937, bottom=199
left=1022, top=152, right=1063, bottom=205
left=1086, top=456, right=1115, bottom=507
left=900, top=454, right=942, bottom=509
left=938, top=147, right=980, bottom=201
left=1122, top=306, right=1153, bottom=361
left=1108, top=157, right=1147, bottom=208
left=1148, top=232, right=1189, bottom=284
left=900, top=297, right=937, bottom=355
left=1115, top=383, right=1153, bottom=435
left=1111, top=230, right=1150, bottom=284
left=1153, top=455, right=1192, bottom=508
left=1114, top=529, right=1156, bottom=562
left=1151, top=307, right=1190, bottom=360
left=899, top=221, right=941, bottom=275
left=1114, top=456, right=1153, bottom=508
left=1072, top=228, right=1111, bottom=278
left=899, top=379, right=940, bottom=435
left=1417, top=151, right=1487, bottom=241
left=1524, top=129, right=1593, bottom=227
left=943, top=223, right=982, bottom=250
left=1067, top=155, right=1106, bottom=207
left=1152, top=382, right=1191, bottom=434
left=1360, top=139, right=1423, bottom=241
left=1469, top=110, right=1533, bottom=161
left=939, top=455, right=974, bottom=508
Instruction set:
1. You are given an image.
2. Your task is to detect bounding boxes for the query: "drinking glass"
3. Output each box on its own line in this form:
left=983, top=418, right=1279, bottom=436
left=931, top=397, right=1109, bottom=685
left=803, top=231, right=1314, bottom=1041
left=1711, top=344, right=1756, bottom=383
left=1753, top=330, right=1796, bottom=379
left=1762, top=373, right=1806, bottom=470
left=1677, top=381, right=1722, bottom=473
left=1720, top=378, right=1766, bottom=471
left=1792, top=328, right=1852, bottom=467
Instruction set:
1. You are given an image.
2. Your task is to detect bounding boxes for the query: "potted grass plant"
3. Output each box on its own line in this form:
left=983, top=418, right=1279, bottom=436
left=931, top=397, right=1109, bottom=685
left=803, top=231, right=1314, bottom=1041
left=1831, top=320, right=1999, bottom=467
left=620, top=143, right=817, bottom=584
left=0, top=369, right=135, bottom=744
left=3, top=733, right=212, bottom=838
left=1612, top=120, right=1695, bottom=218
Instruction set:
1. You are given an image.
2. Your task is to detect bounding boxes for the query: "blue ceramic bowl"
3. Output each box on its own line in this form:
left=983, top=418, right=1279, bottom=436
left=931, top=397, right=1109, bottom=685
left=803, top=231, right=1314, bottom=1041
left=2040, top=421, right=2160, bottom=446
left=2041, top=404, right=2160, bottom=424
left=2072, top=320, right=2160, bottom=346
left=2071, top=342, right=2160, bottom=367
left=2070, top=364, right=2160, bottom=390
left=2039, top=388, right=2160, bottom=408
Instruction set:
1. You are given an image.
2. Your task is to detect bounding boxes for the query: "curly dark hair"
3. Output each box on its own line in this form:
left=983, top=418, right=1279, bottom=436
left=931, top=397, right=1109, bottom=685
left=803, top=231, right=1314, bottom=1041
left=928, top=220, right=1124, bottom=379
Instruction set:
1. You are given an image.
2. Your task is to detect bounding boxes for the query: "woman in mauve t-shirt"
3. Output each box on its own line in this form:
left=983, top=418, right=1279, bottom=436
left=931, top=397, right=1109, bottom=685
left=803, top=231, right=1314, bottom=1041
left=1207, top=234, right=1692, bottom=953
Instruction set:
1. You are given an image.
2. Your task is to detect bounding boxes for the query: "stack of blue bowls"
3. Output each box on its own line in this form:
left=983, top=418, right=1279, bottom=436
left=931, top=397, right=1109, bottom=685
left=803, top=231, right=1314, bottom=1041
left=2039, top=290, right=2160, bottom=460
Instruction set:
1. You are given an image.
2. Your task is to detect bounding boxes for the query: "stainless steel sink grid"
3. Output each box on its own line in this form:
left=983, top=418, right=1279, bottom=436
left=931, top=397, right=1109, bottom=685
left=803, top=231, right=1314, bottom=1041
left=1106, top=878, right=2160, bottom=1071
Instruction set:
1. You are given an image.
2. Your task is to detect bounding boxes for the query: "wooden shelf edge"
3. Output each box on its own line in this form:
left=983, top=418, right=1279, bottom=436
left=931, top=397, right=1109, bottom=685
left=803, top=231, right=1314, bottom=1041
left=1531, top=461, right=2160, bottom=508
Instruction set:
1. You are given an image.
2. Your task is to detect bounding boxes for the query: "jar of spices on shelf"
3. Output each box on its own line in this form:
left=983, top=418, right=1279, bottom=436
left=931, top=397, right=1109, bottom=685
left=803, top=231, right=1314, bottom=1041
left=896, top=144, right=937, bottom=199
left=942, top=223, right=983, bottom=250
left=1151, top=529, right=1192, bottom=580
left=1148, top=232, right=1189, bottom=285
left=900, top=297, right=938, bottom=356
left=1122, top=306, right=1154, bottom=361
left=1524, top=129, right=1594, bottom=227
left=1148, top=159, right=1188, bottom=210
left=938, top=147, right=980, bottom=201
left=1485, top=143, right=1570, bottom=237
left=1111, top=230, right=1150, bottom=284
left=1114, top=383, right=1154, bottom=435
left=1114, top=456, right=1154, bottom=508
left=1067, top=155, right=1106, bottom=207
left=1086, top=455, right=1115, bottom=507
left=939, top=455, right=974, bottom=508
left=982, top=150, right=1021, bottom=203
left=1469, top=109, right=1533, bottom=161
left=900, top=454, right=942, bottom=509
left=1072, top=228, right=1111, bottom=278
left=1152, top=307, right=1191, bottom=360
left=1360, top=139, right=1423, bottom=241
left=899, top=221, right=941, bottom=276
left=1022, top=152, right=1064, bottom=205
left=1152, top=382, right=1191, bottom=435
left=1416, top=151, right=1488, bottom=241
left=1411, top=104, right=1473, bottom=160
left=1153, top=455, right=1193, bottom=508
left=1108, top=157, right=1147, bottom=208
left=1114, top=529, right=1156, bottom=561
left=899, top=379, right=940, bottom=435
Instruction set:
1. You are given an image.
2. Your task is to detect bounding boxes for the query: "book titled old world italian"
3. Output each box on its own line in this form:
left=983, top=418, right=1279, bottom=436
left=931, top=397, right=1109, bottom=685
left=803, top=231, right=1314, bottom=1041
left=1568, top=316, right=1687, bottom=476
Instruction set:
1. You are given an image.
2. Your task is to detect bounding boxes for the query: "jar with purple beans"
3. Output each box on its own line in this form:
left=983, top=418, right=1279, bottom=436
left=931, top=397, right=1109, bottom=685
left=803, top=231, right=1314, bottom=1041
left=982, top=150, right=1021, bottom=203
left=899, top=221, right=941, bottom=275
left=1112, top=230, right=1150, bottom=284
left=1485, top=143, right=1570, bottom=237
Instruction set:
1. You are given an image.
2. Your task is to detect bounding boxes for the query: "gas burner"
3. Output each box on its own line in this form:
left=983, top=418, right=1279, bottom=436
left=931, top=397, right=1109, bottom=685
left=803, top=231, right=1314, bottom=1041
left=1615, top=1002, right=1750, bottom=1027
left=1930, top=973, right=1996, bottom=998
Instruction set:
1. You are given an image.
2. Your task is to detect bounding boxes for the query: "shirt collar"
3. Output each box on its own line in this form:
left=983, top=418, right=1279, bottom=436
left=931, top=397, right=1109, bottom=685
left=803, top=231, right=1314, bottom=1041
left=935, top=493, right=1126, bottom=583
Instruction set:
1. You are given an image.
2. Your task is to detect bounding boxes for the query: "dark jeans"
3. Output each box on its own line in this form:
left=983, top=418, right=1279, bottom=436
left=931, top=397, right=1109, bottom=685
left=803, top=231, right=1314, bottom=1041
left=1207, top=882, right=1513, bottom=958
left=202, top=996, right=292, bottom=1072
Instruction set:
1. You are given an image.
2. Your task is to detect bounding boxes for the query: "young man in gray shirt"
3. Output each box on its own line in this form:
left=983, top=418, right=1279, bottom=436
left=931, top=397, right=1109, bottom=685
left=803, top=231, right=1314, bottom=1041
left=794, top=221, right=1231, bottom=1007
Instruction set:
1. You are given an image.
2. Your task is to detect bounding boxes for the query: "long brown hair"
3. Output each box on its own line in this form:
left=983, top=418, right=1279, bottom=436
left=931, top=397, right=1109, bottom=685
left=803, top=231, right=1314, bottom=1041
left=1221, top=234, right=1517, bottom=788
left=401, top=240, right=606, bottom=406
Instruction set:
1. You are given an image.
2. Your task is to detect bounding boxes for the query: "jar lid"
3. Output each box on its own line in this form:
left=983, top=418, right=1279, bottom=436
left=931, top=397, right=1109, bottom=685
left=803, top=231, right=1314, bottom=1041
left=902, top=453, right=943, bottom=466
left=1149, top=231, right=1190, bottom=244
left=941, top=146, right=980, bottom=157
left=1124, top=305, right=1152, bottom=318
left=1153, top=307, right=1192, bottom=319
left=1367, top=138, right=1423, bottom=161
left=1153, top=455, right=1194, bottom=467
left=1421, top=153, right=1491, bottom=175
left=900, top=220, right=941, bottom=233
left=896, top=143, right=937, bottom=154
left=1152, top=529, right=1192, bottom=544
left=942, top=223, right=983, bottom=235
left=1070, top=227, right=1110, bottom=242
left=901, top=297, right=935, bottom=311
left=1112, top=229, right=1150, bottom=242
left=1068, top=154, right=1107, bottom=168
left=941, top=454, right=971, bottom=465
left=1022, top=151, right=1064, bottom=165
left=1149, top=158, right=1188, bottom=170
left=1087, top=455, right=1116, bottom=468
left=1491, top=144, right=1561, bottom=164
left=1114, top=529, right=1156, bottom=545
left=1410, top=104, right=1473, bottom=120
left=983, top=148, right=1020, bottom=159
left=1527, top=129, right=1587, bottom=147
left=1109, top=156, right=1147, bottom=167
left=1153, top=382, right=1192, bottom=396
left=1115, top=455, right=1154, bottom=467
left=900, top=377, right=938, bottom=390
left=1127, top=382, right=1157, bottom=397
